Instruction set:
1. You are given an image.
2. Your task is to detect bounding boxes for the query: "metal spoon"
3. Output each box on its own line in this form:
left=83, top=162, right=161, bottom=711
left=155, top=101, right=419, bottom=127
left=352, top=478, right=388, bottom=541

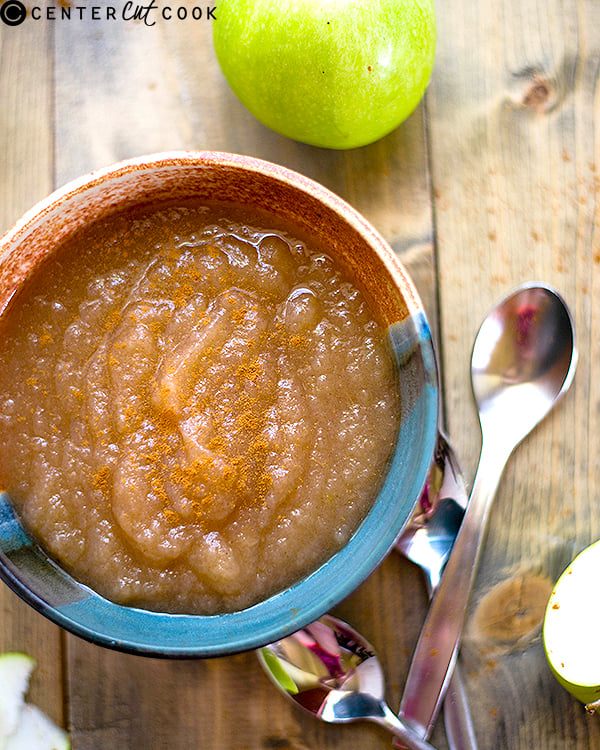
left=398, top=282, right=577, bottom=740
left=258, top=614, right=437, bottom=750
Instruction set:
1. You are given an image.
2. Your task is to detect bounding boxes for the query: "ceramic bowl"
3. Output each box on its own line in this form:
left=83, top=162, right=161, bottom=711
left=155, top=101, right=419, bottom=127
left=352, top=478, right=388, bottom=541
left=0, top=152, right=438, bottom=656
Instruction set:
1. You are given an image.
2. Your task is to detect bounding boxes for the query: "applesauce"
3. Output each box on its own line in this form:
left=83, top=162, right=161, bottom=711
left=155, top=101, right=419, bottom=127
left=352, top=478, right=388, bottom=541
left=0, top=203, right=400, bottom=614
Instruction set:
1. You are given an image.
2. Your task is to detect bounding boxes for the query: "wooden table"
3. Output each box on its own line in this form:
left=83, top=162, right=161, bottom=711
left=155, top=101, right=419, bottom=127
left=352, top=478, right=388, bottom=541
left=1, top=2, right=599, bottom=748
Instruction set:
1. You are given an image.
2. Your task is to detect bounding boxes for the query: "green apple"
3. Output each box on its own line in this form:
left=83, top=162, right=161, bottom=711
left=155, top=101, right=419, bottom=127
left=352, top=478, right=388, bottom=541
left=213, top=0, right=436, bottom=149
left=543, top=540, right=600, bottom=712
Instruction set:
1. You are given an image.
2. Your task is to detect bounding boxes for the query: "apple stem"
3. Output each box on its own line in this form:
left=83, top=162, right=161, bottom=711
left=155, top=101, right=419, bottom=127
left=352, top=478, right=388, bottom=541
left=585, top=699, right=600, bottom=714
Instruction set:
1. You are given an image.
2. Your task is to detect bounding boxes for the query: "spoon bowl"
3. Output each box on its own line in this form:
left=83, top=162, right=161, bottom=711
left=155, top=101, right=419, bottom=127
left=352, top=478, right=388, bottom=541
left=471, top=282, right=576, bottom=442
left=258, top=614, right=437, bottom=750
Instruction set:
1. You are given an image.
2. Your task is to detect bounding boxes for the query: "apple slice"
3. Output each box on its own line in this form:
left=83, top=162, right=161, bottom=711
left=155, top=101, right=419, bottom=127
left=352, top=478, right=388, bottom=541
left=543, top=540, right=600, bottom=712
left=0, top=653, right=36, bottom=743
left=4, top=705, right=70, bottom=750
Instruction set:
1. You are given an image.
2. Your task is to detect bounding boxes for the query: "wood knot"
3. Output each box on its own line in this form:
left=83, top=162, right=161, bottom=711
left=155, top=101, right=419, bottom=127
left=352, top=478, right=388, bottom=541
left=472, top=574, right=553, bottom=646
left=522, top=78, right=553, bottom=111
left=505, top=66, right=562, bottom=114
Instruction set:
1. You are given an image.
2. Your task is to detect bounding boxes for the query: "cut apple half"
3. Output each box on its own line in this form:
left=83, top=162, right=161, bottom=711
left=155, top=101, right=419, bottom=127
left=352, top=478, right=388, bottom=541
left=4, top=705, right=69, bottom=750
left=0, top=652, right=70, bottom=749
left=0, top=653, right=36, bottom=742
left=543, top=540, right=600, bottom=712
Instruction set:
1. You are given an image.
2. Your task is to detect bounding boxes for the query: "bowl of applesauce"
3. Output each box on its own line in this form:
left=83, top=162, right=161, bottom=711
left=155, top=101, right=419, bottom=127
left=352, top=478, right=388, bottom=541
left=0, top=152, right=437, bottom=656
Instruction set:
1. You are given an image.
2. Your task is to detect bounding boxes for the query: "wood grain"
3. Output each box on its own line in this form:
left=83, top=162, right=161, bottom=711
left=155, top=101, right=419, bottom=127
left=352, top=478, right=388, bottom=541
left=430, top=0, right=600, bottom=747
left=0, top=13, right=65, bottom=730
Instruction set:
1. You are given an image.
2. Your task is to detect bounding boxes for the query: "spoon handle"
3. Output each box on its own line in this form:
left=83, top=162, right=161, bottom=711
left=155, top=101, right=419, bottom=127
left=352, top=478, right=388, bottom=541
left=397, top=436, right=511, bottom=738
left=375, top=701, right=440, bottom=750
left=444, top=663, right=479, bottom=750
left=393, top=666, right=475, bottom=750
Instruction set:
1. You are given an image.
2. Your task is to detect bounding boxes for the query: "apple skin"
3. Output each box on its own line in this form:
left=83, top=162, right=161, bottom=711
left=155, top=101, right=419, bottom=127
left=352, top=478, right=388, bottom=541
left=213, top=0, right=436, bottom=149
left=543, top=540, right=600, bottom=711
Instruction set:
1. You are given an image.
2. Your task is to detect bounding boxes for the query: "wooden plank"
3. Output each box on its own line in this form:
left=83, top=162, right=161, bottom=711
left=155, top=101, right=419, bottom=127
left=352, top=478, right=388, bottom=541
left=0, top=15, right=54, bottom=232
left=53, top=15, right=438, bottom=750
left=430, top=0, right=600, bottom=747
left=0, top=12, right=65, bottom=730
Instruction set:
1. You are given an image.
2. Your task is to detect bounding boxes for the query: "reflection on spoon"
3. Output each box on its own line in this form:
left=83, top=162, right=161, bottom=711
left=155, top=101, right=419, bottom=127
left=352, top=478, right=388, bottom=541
left=258, top=615, right=438, bottom=750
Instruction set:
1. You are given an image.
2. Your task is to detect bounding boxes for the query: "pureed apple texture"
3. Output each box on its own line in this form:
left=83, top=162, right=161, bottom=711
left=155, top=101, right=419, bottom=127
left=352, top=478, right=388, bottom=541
left=213, top=0, right=436, bottom=149
left=0, top=201, right=401, bottom=616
